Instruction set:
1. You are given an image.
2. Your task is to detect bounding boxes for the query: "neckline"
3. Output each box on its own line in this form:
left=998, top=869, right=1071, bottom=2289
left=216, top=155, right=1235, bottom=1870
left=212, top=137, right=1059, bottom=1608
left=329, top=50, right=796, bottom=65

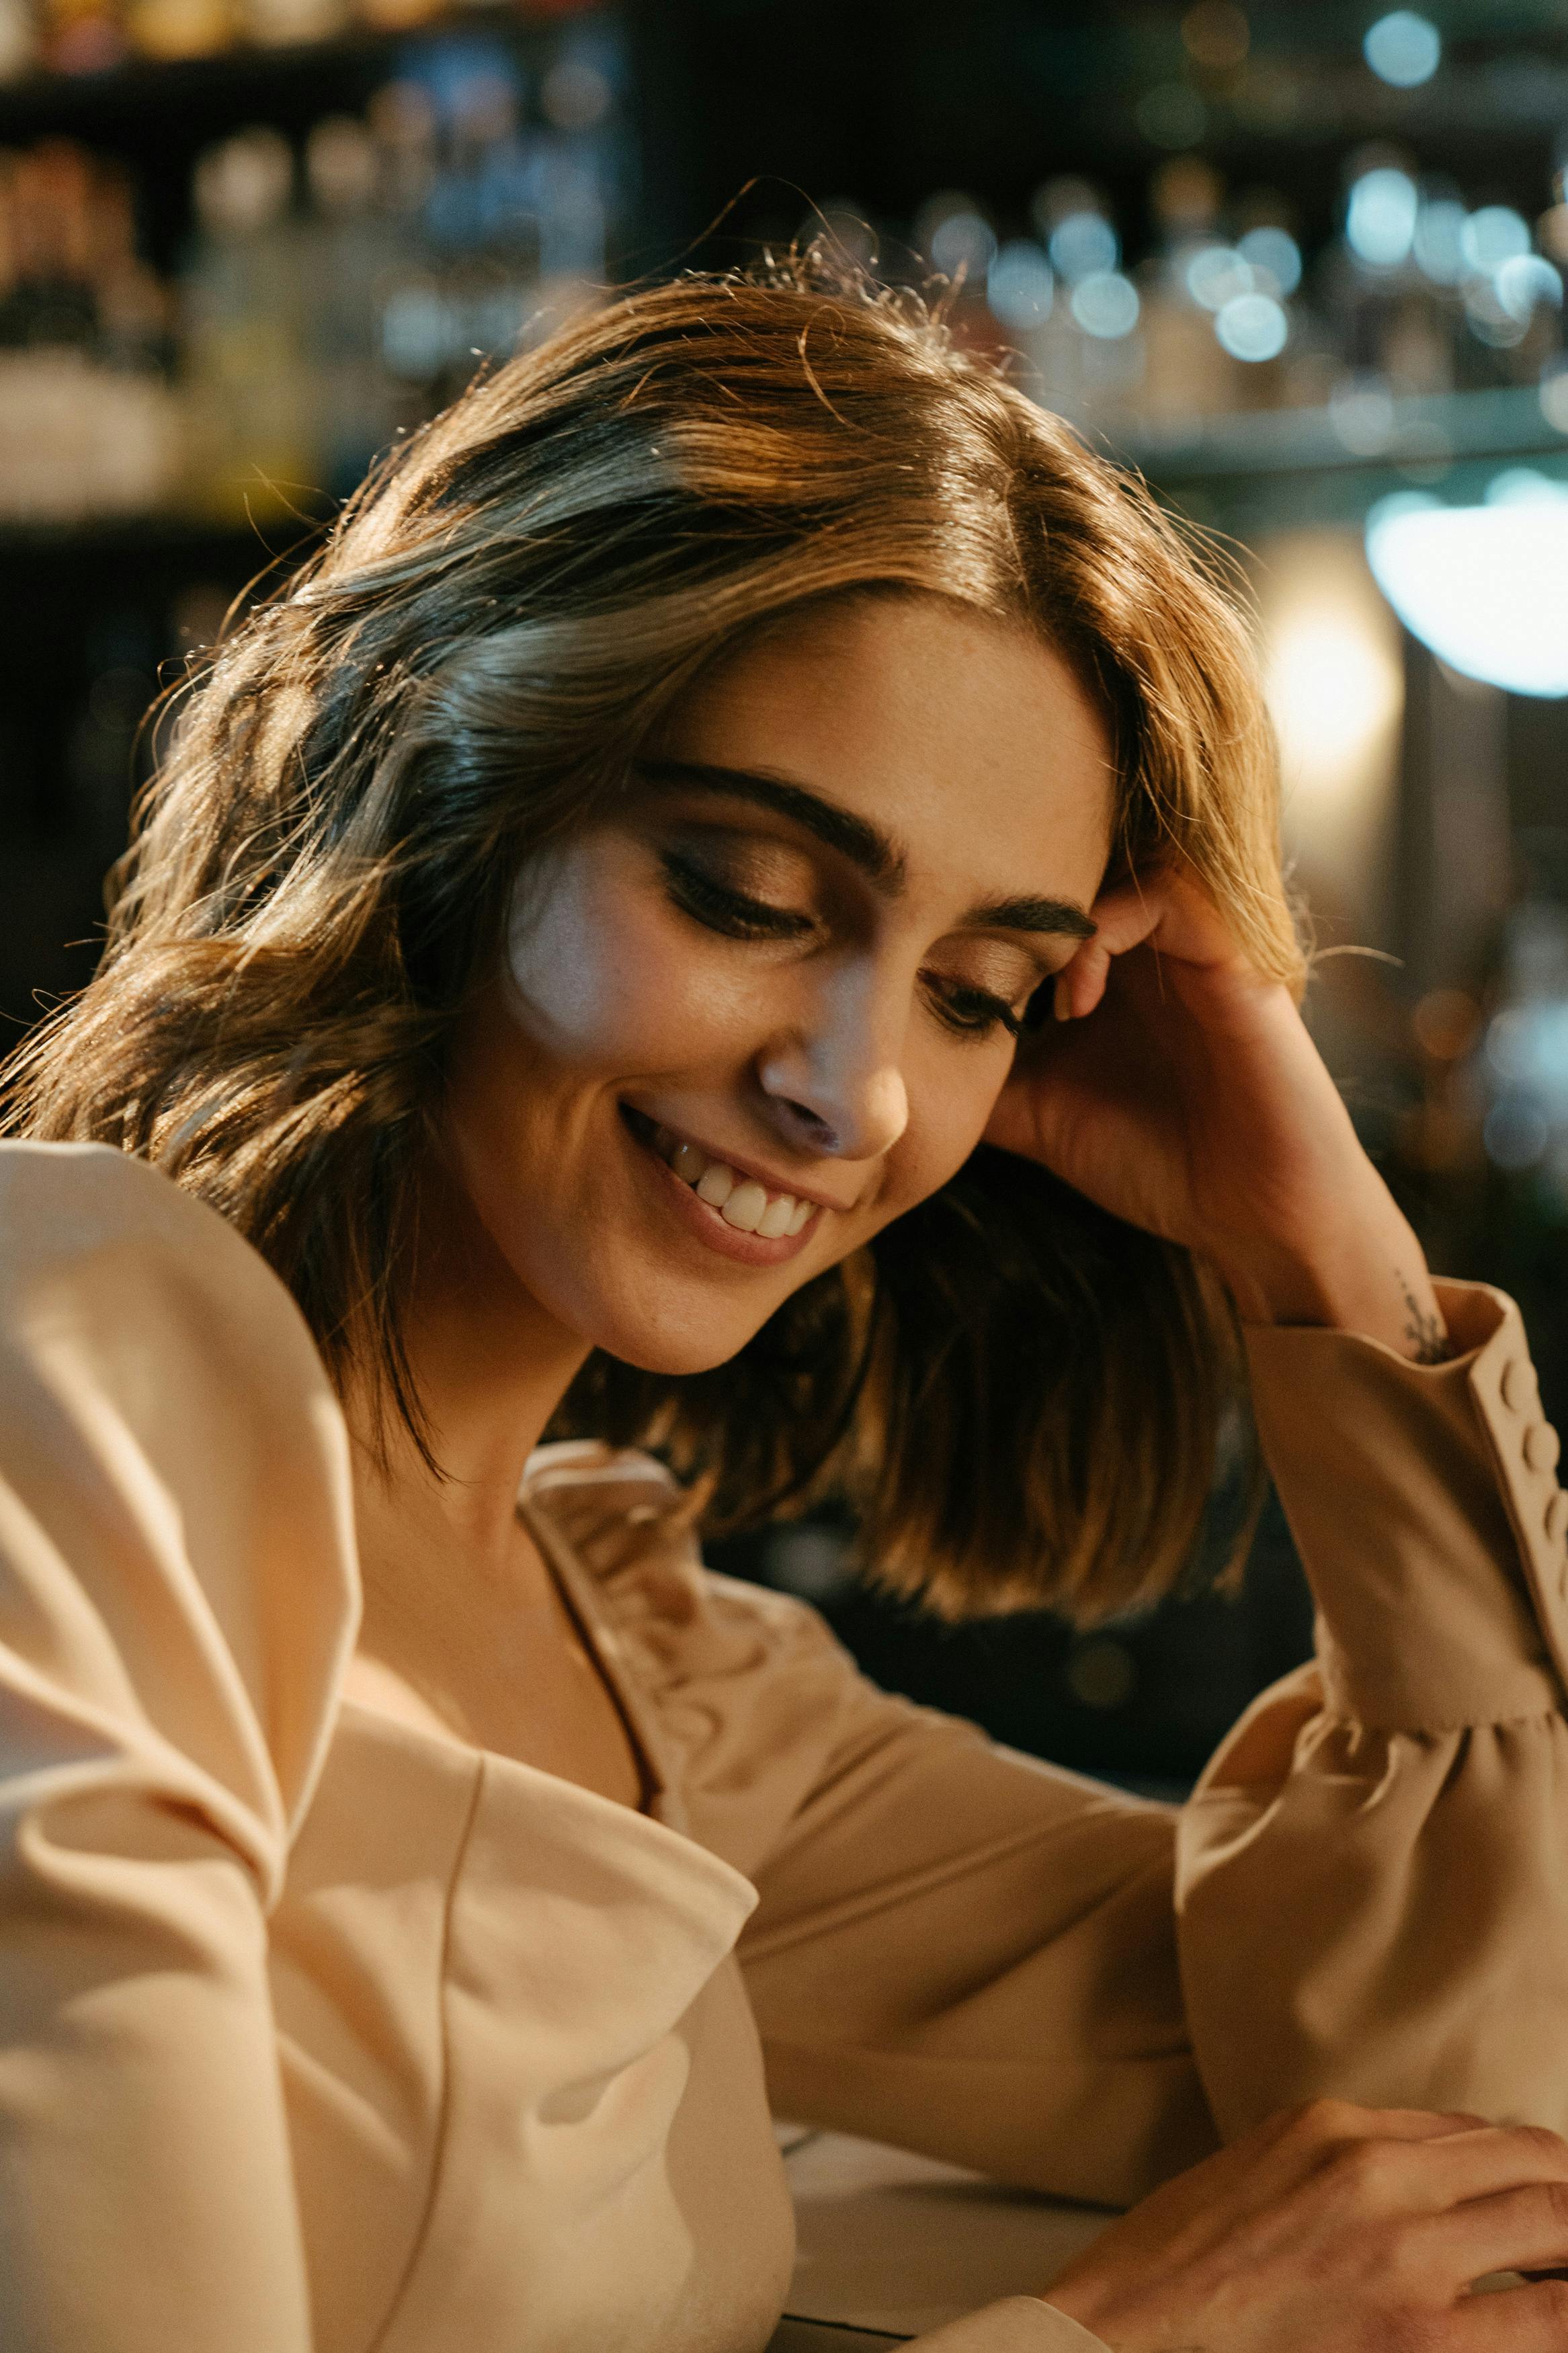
left=331, top=1690, right=755, bottom=1931
left=516, top=1489, right=673, bottom=1825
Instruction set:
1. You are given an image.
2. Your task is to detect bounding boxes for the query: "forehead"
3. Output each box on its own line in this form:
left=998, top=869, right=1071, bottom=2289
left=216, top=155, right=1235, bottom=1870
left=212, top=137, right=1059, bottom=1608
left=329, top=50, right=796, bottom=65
left=656, top=594, right=1116, bottom=902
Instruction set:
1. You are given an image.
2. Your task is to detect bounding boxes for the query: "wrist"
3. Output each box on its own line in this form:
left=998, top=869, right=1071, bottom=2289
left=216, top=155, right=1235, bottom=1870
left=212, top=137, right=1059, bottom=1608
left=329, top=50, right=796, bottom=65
left=1211, top=1212, right=1447, bottom=1362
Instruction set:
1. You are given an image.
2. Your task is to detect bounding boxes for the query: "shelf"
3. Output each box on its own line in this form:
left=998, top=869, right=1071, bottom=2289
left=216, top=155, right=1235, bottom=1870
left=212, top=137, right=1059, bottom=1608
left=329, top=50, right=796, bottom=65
left=1, top=385, right=1564, bottom=559
left=1121, top=383, right=1568, bottom=483
left=0, top=1, right=603, bottom=137
left=1108, top=383, right=1568, bottom=532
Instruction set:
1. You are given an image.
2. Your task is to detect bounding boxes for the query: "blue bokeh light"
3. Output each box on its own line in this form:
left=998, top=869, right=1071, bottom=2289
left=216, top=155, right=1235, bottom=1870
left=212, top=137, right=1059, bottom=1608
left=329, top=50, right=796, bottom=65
left=1049, top=211, right=1118, bottom=283
left=1070, top=270, right=1140, bottom=338
left=1216, top=292, right=1289, bottom=362
left=1363, top=10, right=1442, bottom=88
left=1366, top=482, right=1568, bottom=698
left=987, top=240, right=1055, bottom=329
left=1346, top=168, right=1419, bottom=268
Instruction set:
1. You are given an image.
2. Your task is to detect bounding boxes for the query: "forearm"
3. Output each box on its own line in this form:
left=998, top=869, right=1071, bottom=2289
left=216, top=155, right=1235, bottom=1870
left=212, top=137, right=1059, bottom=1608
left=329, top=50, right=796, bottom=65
left=1197, top=1031, right=1448, bottom=1362
left=1215, top=1189, right=1450, bottom=1364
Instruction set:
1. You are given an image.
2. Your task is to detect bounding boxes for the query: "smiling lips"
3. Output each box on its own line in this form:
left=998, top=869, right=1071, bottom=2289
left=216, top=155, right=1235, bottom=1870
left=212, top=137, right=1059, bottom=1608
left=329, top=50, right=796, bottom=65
left=649, top=1123, right=817, bottom=1239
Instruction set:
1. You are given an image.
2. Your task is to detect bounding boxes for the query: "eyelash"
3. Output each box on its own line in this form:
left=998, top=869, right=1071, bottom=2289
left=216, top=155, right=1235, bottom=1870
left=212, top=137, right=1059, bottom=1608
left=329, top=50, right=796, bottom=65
left=659, top=850, right=1024, bottom=1043
left=934, top=985, right=1024, bottom=1041
left=661, top=851, right=815, bottom=942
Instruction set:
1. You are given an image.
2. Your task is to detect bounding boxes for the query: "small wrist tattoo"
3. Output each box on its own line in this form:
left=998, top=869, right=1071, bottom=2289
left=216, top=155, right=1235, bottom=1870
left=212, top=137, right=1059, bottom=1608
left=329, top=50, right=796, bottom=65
left=1400, top=1275, right=1452, bottom=1365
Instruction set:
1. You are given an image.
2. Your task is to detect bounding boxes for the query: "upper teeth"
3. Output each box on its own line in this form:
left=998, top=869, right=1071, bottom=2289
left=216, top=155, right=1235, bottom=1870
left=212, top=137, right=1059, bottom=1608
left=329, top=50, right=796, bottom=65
left=656, top=1129, right=815, bottom=1238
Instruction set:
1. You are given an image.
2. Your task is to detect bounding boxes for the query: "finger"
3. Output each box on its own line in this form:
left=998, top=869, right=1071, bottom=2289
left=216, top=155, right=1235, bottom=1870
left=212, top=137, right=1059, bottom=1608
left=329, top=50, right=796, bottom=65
left=1266, top=2102, right=1501, bottom=2160
left=1455, top=2275, right=1568, bottom=2348
left=1431, top=2182, right=1568, bottom=2286
left=1304, top=2126, right=1568, bottom=2274
left=1049, top=873, right=1170, bottom=1023
left=1054, top=865, right=1258, bottom=1022
left=1086, top=863, right=1258, bottom=975
left=1388, top=2124, right=1568, bottom=2211
left=1082, top=877, right=1168, bottom=961
left=1245, top=2104, right=1510, bottom=2202
left=1291, top=2104, right=1493, bottom=2138
left=1054, top=942, right=1113, bottom=1023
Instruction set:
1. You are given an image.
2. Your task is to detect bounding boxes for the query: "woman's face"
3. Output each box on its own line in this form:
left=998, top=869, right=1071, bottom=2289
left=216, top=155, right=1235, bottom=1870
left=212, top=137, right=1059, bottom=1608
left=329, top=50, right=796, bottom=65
left=442, top=594, right=1115, bottom=1373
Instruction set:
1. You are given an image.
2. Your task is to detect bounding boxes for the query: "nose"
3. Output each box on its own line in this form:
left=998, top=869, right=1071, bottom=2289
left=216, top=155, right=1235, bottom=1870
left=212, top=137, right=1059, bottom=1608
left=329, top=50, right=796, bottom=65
left=755, top=965, right=911, bottom=1164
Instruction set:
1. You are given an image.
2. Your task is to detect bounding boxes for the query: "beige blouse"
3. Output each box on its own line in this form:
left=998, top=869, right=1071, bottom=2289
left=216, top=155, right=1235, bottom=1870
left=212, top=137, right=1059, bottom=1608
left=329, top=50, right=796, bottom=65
left=1, top=1140, right=1566, bottom=2353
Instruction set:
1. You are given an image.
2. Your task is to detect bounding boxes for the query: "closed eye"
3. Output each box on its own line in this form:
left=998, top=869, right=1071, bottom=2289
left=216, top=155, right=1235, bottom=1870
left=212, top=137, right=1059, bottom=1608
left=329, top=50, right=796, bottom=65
left=663, top=847, right=1028, bottom=1039
left=925, top=977, right=1024, bottom=1041
left=659, top=850, right=815, bottom=943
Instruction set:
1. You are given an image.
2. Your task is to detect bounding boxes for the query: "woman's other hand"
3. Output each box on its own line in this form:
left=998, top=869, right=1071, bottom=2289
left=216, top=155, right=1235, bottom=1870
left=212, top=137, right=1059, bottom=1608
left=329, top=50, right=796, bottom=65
left=983, top=868, right=1448, bottom=1359
left=1046, top=2100, right=1568, bottom=2350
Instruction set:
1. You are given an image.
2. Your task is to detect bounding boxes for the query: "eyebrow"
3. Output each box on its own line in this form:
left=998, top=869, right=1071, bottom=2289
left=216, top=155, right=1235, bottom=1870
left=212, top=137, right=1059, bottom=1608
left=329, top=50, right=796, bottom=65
left=637, top=757, right=905, bottom=889
left=960, top=893, right=1098, bottom=943
left=635, top=757, right=1096, bottom=943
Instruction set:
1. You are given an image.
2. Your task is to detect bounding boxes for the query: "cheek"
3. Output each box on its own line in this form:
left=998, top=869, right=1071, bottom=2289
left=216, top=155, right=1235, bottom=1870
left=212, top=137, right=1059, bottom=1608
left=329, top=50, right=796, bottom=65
left=505, top=856, right=752, bottom=1076
left=876, top=1040, right=1014, bottom=1228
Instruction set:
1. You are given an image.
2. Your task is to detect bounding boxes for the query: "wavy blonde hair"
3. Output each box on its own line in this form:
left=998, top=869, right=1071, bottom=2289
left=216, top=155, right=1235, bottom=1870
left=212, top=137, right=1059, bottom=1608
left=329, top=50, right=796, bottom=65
left=4, top=252, right=1301, bottom=1623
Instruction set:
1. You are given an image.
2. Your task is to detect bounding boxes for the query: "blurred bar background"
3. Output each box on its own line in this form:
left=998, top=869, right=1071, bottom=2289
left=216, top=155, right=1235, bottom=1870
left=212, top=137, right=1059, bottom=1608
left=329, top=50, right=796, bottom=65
left=2, top=0, right=1566, bottom=1794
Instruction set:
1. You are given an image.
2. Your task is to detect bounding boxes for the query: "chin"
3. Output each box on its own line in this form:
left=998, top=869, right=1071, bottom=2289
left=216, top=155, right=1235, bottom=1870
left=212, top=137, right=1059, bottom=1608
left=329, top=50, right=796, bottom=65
left=577, top=1291, right=774, bottom=1379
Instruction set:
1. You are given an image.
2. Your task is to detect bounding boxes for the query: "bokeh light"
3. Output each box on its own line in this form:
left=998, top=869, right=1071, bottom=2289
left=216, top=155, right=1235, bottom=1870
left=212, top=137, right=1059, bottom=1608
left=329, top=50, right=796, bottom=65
left=1237, top=225, right=1303, bottom=297
left=1216, top=290, right=1289, bottom=361
left=1048, top=210, right=1118, bottom=282
left=1460, top=205, right=1531, bottom=272
left=1497, top=254, right=1564, bottom=323
left=1180, top=1, right=1249, bottom=72
left=928, top=208, right=996, bottom=280
left=1070, top=270, right=1140, bottom=337
left=1186, top=243, right=1252, bottom=311
left=1363, top=10, right=1442, bottom=89
left=1413, top=196, right=1469, bottom=284
left=1346, top=167, right=1419, bottom=268
left=1268, top=610, right=1402, bottom=768
left=1366, top=484, right=1568, bottom=698
left=987, top=239, right=1055, bottom=329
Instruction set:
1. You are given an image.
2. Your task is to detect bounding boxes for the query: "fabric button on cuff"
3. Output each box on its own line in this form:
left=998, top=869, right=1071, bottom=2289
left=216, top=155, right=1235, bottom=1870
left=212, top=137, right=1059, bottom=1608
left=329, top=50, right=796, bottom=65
left=1502, top=1357, right=1540, bottom=1415
left=1524, top=1423, right=1561, bottom=1476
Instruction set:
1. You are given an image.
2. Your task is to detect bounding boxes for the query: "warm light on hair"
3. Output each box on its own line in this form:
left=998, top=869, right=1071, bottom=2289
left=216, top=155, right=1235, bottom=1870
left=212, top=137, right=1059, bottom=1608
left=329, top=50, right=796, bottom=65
left=5, top=251, right=1303, bottom=1624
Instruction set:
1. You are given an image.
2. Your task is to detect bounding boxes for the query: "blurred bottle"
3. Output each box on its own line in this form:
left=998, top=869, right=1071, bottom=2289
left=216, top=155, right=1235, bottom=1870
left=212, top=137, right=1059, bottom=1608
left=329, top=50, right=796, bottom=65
left=299, top=113, right=388, bottom=496
left=1133, top=155, right=1240, bottom=425
left=40, top=0, right=129, bottom=74
left=430, top=65, right=537, bottom=393
left=1012, top=176, right=1140, bottom=431
left=180, top=126, right=318, bottom=519
left=0, top=141, right=180, bottom=520
left=355, top=0, right=444, bottom=34
left=0, top=0, right=37, bottom=77
left=366, top=78, right=448, bottom=439
left=125, top=0, right=229, bottom=61
left=91, top=155, right=172, bottom=371
left=240, top=0, right=346, bottom=48
left=368, top=44, right=608, bottom=429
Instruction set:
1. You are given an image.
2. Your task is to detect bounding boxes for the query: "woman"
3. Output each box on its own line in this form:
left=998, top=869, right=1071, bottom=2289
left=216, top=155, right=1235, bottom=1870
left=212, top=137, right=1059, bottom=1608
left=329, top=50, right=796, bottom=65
left=3, top=254, right=1568, bottom=2353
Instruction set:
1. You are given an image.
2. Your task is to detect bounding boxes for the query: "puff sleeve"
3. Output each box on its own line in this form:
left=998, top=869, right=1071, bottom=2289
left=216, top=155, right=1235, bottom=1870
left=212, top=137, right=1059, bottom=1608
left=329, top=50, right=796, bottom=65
left=0, top=1142, right=359, bottom=2352
left=1178, top=1277, right=1568, bottom=2137
left=577, top=1282, right=1568, bottom=2219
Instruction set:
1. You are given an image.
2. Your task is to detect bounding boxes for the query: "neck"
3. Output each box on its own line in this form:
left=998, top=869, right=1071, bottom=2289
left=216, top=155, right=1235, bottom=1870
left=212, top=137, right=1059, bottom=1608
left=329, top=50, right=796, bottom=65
left=347, top=1153, right=592, bottom=1579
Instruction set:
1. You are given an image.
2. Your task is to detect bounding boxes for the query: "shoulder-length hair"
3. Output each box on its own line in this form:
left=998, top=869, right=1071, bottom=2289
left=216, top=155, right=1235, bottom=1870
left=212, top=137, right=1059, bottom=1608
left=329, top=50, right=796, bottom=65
left=4, top=252, right=1303, bottom=1624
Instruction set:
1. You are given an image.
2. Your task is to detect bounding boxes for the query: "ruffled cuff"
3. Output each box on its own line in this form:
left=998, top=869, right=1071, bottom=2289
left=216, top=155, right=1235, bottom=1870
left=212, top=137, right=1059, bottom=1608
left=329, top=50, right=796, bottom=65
left=1243, top=1280, right=1567, bottom=1732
